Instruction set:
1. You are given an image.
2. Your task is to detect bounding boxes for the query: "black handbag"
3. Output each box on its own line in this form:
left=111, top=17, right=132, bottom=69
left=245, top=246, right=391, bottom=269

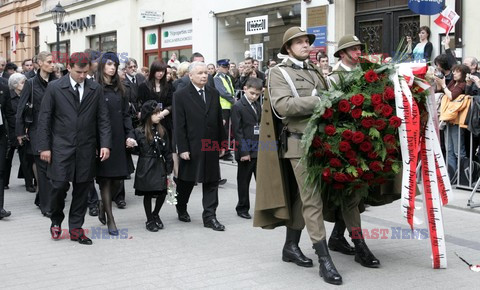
left=23, top=79, right=34, bottom=126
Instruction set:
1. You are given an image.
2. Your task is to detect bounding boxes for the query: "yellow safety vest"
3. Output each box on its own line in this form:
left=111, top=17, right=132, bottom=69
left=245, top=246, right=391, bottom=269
left=218, top=74, right=235, bottom=110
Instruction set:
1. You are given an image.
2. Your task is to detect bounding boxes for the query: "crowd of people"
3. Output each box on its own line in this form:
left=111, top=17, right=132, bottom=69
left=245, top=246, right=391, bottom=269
left=0, top=24, right=478, bottom=285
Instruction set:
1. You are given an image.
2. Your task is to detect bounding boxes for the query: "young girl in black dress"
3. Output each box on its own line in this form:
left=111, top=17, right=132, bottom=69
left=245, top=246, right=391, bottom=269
left=133, top=100, right=173, bottom=232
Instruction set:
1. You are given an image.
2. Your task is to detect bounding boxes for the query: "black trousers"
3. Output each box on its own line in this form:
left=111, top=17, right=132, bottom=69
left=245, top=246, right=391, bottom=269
left=4, top=146, right=15, bottom=186
left=236, top=158, right=256, bottom=214
left=50, top=180, right=90, bottom=230
left=33, top=155, right=52, bottom=213
left=175, top=178, right=219, bottom=221
left=0, top=136, right=7, bottom=209
left=113, top=180, right=125, bottom=203
left=87, top=181, right=98, bottom=209
left=17, top=145, right=34, bottom=187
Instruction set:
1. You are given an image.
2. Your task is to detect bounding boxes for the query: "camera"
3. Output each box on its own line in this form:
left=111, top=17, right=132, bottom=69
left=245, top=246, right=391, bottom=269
left=434, top=71, right=444, bottom=79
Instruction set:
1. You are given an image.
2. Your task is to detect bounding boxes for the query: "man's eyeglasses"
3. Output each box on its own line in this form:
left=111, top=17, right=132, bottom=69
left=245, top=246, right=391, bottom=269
left=128, top=65, right=138, bottom=69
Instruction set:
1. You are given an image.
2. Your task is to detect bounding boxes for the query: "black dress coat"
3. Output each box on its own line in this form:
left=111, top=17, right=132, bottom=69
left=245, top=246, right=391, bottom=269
left=36, top=74, right=112, bottom=183
left=231, top=96, right=262, bottom=161
left=173, top=82, right=226, bottom=183
left=0, top=79, right=17, bottom=145
left=96, top=85, right=134, bottom=178
left=133, top=127, right=173, bottom=194
left=15, top=73, right=56, bottom=155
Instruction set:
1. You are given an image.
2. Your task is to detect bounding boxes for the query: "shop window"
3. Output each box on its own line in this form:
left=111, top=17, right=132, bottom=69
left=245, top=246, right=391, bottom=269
left=32, top=27, right=40, bottom=56
left=90, top=32, right=117, bottom=52
left=161, top=48, right=191, bottom=64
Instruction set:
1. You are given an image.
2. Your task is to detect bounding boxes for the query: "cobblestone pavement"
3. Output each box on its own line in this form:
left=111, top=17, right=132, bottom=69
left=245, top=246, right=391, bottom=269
left=1, top=159, right=479, bottom=289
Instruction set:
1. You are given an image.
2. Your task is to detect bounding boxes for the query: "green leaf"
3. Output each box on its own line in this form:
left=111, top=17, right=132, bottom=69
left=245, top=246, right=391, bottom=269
left=362, top=111, right=375, bottom=117
left=392, top=162, right=401, bottom=173
left=369, top=128, right=380, bottom=140
left=346, top=166, right=358, bottom=177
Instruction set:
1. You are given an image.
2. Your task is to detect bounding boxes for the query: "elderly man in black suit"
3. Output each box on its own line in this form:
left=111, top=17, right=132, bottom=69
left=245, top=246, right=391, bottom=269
left=173, top=61, right=227, bottom=231
left=0, top=77, right=16, bottom=219
left=37, top=52, right=112, bottom=245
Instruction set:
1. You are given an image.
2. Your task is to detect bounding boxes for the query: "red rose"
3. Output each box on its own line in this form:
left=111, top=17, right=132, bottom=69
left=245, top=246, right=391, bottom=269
left=383, top=134, right=396, bottom=144
left=351, top=108, right=363, bottom=119
left=387, top=148, right=397, bottom=154
left=368, top=152, right=378, bottom=159
left=339, top=141, right=351, bottom=152
left=369, top=161, right=383, bottom=172
left=330, top=158, right=342, bottom=168
left=325, top=150, right=335, bottom=158
left=312, top=136, right=322, bottom=148
left=374, top=119, right=387, bottom=131
left=362, top=172, right=374, bottom=181
left=352, top=132, right=365, bottom=144
left=364, top=69, right=379, bottom=83
left=361, top=117, right=375, bottom=129
left=383, top=86, right=395, bottom=100
left=325, top=124, right=336, bottom=136
left=374, top=103, right=385, bottom=114
left=346, top=174, right=355, bottom=182
left=382, top=105, right=393, bottom=117
left=360, top=141, right=373, bottom=152
left=334, top=172, right=349, bottom=183
left=333, top=183, right=345, bottom=190
left=338, top=100, right=351, bottom=113
left=314, top=151, right=323, bottom=158
left=375, top=177, right=386, bottom=184
left=356, top=168, right=364, bottom=176
left=350, top=94, right=365, bottom=106
left=349, top=159, right=358, bottom=166
left=323, top=143, right=332, bottom=151
left=322, top=168, right=331, bottom=182
left=346, top=150, right=357, bottom=159
left=383, top=164, right=392, bottom=172
left=389, top=116, right=402, bottom=128
left=342, top=130, right=353, bottom=140
left=322, top=108, right=334, bottom=119
left=371, top=94, right=383, bottom=105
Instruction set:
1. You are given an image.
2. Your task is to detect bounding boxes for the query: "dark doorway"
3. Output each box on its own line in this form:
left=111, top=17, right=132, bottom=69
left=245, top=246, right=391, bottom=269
left=355, top=0, right=420, bottom=58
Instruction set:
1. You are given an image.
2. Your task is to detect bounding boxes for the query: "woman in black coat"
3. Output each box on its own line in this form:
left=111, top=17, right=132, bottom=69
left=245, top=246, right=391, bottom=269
left=96, top=52, right=136, bottom=235
left=133, top=100, right=173, bottom=232
left=138, top=61, right=173, bottom=140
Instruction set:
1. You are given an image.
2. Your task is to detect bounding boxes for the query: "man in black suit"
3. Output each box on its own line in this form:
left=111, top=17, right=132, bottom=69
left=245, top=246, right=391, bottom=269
left=231, top=78, right=262, bottom=219
left=175, top=52, right=215, bottom=91
left=0, top=77, right=16, bottom=219
left=37, top=52, right=112, bottom=245
left=173, top=62, right=227, bottom=231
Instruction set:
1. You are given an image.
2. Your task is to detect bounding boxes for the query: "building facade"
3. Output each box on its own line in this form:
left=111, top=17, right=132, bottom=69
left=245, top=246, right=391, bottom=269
left=0, top=0, right=41, bottom=65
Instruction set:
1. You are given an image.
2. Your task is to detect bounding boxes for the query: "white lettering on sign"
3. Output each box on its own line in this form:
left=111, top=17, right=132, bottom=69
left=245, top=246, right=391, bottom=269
left=245, top=15, right=268, bottom=35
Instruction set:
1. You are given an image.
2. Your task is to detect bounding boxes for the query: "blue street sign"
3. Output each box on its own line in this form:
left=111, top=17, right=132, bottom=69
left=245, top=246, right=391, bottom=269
left=408, top=0, right=444, bottom=15
left=307, top=26, right=327, bottom=48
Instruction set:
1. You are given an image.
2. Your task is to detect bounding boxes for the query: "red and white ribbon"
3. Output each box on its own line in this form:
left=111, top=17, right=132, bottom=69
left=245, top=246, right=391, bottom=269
left=392, top=64, right=453, bottom=269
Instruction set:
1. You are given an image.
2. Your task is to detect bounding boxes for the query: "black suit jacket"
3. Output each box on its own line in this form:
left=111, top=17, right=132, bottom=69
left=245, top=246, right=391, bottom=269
left=173, top=82, right=226, bottom=183
left=37, top=74, right=112, bottom=183
left=174, top=74, right=216, bottom=92
left=0, top=78, right=16, bottom=144
left=231, top=96, right=261, bottom=160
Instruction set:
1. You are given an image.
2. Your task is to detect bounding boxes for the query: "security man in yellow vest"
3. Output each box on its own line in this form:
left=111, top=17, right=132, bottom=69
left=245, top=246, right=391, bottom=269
left=214, top=59, right=236, bottom=161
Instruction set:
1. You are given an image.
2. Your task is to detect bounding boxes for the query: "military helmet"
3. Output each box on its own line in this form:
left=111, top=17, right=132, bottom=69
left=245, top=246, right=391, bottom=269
left=333, top=34, right=365, bottom=58
left=280, top=27, right=316, bottom=55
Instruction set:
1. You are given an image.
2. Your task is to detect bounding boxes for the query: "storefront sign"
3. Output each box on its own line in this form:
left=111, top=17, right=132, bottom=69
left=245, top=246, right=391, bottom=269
left=245, top=15, right=268, bottom=35
left=140, top=10, right=165, bottom=23
left=307, top=6, right=327, bottom=27
left=144, top=28, right=158, bottom=51
left=161, top=23, right=192, bottom=48
left=408, top=0, right=444, bottom=15
left=249, top=43, right=263, bottom=61
left=59, top=14, right=95, bottom=34
left=307, top=26, right=327, bottom=48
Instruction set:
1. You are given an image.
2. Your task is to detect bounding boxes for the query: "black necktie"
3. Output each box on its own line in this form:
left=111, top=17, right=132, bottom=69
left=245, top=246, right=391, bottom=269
left=74, top=83, right=80, bottom=106
left=132, top=76, right=136, bottom=84
left=199, top=89, right=205, bottom=103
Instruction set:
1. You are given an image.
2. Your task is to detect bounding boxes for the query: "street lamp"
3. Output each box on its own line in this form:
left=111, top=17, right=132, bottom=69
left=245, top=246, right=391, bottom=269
left=18, top=31, right=26, bottom=43
left=50, top=2, right=66, bottom=59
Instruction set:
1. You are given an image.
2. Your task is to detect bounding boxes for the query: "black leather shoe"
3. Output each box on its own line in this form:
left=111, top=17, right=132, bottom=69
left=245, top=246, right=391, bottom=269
left=116, top=200, right=126, bottom=209
left=282, top=228, right=313, bottom=267
left=178, top=211, right=191, bottom=222
left=26, top=186, right=36, bottom=193
left=237, top=212, right=252, bottom=219
left=204, top=218, right=225, bottom=231
left=98, top=201, right=106, bottom=225
left=313, top=240, right=343, bottom=285
left=0, top=209, right=11, bottom=219
left=219, top=179, right=227, bottom=185
left=222, top=153, right=234, bottom=161
left=70, top=231, right=93, bottom=245
left=89, top=207, right=98, bottom=217
left=352, top=238, right=380, bottom=268
left=153, top=215, right=164, bottom=229
left=329, top=236, right=355, bottom=255
left=146, top=220, right=159, bottom=232
left=50, top=224, right=62, bottom=240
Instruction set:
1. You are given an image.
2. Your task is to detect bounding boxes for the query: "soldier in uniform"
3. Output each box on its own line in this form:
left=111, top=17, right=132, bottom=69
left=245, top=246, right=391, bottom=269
left=255, top=27, right=342, bottom=285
